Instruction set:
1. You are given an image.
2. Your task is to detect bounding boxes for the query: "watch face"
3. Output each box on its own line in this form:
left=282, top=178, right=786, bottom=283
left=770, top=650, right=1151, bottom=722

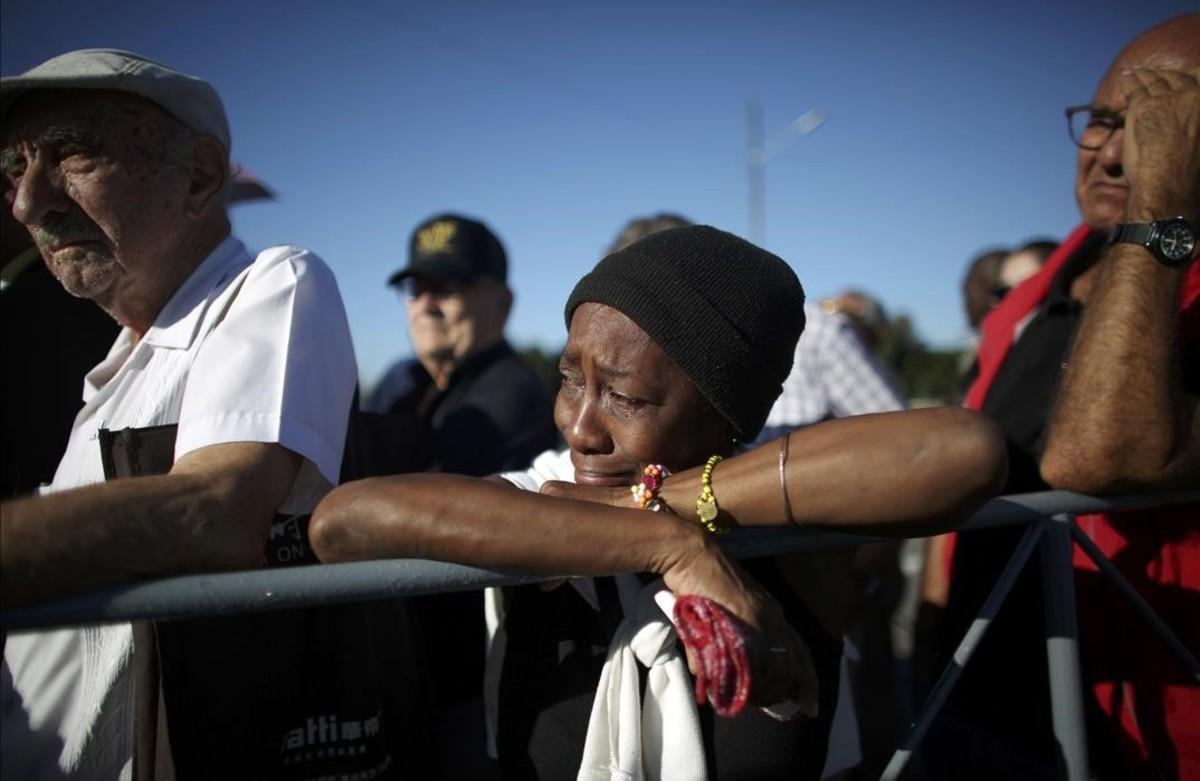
left=1159, top=221, right=1197, bottom=263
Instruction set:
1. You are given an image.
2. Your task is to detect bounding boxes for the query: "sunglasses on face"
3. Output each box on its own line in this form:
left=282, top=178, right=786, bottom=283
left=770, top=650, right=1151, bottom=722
left=402, top=276, right=471, bottom=299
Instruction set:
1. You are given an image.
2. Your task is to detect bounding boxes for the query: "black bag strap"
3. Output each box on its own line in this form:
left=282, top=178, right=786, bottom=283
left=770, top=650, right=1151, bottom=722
left=96, top=424, right=176, bottom=781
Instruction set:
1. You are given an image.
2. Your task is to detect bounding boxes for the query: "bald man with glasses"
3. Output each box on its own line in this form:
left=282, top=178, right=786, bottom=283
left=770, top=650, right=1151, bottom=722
left=932, top=13, right=1200, bottom=781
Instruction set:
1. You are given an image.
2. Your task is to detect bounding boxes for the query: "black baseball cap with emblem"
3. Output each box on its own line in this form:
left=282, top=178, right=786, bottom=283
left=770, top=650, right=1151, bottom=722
left=387, top=213, right=508, bottom=287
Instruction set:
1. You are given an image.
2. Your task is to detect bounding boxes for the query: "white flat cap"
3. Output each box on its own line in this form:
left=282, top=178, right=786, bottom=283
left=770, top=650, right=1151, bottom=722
left=1, top=48, right=230, bottom=151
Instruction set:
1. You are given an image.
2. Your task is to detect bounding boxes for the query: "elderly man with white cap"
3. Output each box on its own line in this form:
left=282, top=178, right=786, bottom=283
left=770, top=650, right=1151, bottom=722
left=0, top=50, right=358, bottom=778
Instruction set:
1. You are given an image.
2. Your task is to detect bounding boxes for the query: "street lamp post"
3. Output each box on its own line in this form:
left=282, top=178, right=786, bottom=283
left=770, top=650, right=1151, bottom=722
left=746, top=102, right=826, bottom=246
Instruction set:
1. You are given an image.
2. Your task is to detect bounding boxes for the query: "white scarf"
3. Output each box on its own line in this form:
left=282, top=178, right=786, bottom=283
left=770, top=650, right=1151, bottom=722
left=577, top=580, right=706, bottom=781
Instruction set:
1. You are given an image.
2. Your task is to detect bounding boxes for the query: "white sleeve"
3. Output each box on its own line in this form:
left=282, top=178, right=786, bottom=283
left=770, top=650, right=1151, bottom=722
left=175, top=246, right=358, bottom=484
left=498, top=449, right=575, bottom=492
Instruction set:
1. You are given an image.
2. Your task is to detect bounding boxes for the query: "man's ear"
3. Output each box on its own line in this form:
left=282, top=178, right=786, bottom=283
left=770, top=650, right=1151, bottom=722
left=186, top=137, right=229, bottom=218
left=497, top=284, right=514, bottom=322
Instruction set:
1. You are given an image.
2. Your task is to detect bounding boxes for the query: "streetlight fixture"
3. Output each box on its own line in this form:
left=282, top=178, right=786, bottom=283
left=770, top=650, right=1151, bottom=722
left=746, top=103, right=826, bottom=246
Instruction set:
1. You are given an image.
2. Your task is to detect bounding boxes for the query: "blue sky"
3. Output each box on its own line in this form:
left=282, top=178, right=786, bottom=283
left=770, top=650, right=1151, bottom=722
left=3, top=0, right=1192, bottom=388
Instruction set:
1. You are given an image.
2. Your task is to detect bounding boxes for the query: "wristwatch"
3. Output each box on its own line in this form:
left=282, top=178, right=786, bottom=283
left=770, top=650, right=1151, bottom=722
left=1107, top=217, right=1197, bottom=267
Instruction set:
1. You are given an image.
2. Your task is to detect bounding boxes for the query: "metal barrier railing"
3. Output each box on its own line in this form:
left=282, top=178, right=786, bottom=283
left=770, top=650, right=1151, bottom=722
left=880, top=491, right=1200, bottom=781
left=3, top=489, right=1198, bottom=781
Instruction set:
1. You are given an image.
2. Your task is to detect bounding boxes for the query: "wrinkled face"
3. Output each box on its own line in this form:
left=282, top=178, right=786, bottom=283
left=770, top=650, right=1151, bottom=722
left=1, top=91, right=192, bottom=306
left=1075, top=45, right=1197, bottom=231
left=556, top=302, right=731, bottom=486
left=405, top=274, right=509, bottom=366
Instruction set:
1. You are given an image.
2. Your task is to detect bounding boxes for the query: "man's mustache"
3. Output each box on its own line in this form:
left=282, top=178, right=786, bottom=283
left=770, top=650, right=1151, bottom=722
left=31, top=214, right=106, bottom=250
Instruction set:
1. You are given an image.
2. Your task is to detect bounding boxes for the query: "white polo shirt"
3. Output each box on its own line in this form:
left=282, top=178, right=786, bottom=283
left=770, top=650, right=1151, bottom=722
left=1, top=237, right=357, bottom=780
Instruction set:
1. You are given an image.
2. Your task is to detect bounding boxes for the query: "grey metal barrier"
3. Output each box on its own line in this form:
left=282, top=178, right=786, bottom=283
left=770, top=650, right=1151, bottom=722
left=880, top=490, right=1200, bottom=781
left=3, top=489, right=1199, bottom=781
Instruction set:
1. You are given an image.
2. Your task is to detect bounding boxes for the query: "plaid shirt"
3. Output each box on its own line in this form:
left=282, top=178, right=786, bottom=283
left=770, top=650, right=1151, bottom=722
left=755, top=303, right=906, bottom=444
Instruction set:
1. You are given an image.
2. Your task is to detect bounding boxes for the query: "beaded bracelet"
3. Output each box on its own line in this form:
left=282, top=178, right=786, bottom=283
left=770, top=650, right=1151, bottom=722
left=695, top=454, right=729, bottom=534
left=631, top=463, right=669, bottom=511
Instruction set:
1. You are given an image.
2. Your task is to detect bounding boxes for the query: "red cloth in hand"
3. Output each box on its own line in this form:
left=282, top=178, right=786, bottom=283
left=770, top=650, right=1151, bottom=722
left=673, top=595, right=751, bottom=717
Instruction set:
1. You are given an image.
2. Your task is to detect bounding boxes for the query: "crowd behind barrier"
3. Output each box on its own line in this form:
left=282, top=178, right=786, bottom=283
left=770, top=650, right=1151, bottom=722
left=5, top=17, right=1199, bottom=778
left=4, top=489, right=1197, bottom=781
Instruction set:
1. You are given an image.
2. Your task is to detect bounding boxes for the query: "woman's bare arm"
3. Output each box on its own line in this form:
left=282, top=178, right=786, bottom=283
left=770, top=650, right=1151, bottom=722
left=708, top=406, right=1006, bottom=533
left=310, top=474, right=703, bottom=577
left=312, top=407, right=1004, bottom=601
left=545, top=407, right=1007, bottom=535
left=309, top=473, right=812, bottom=706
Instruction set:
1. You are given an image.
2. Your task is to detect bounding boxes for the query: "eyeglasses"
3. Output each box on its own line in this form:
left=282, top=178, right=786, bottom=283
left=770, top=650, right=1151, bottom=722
left=401, top=276, right=468, bottom=299
left=1065, top=105, right=1124, bottom=151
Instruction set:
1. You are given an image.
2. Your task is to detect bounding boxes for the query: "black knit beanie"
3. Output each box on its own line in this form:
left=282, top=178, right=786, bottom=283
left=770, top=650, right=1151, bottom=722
left=564, top=225, right=806, bottom=440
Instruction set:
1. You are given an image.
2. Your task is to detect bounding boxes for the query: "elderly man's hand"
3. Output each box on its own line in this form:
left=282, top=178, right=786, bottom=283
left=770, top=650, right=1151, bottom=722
left=1121, top=66, right=1200, bottom=222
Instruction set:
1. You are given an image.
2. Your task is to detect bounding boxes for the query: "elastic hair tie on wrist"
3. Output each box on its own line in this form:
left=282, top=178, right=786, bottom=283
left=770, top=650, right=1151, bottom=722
left=779, top=434, right=796, bottom=525
left=631, top=463, right=669, bottom=511
left=695, top=454, right=729, bottom=534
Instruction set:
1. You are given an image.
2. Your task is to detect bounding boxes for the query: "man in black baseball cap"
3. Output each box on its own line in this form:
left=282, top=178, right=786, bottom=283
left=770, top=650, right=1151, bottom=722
left=377, top=214, right=518, bottom=400
left=369, top=213, right=556, bottom=774
left=371, top=210, right=555, bottom=471
left=372, top=215, right=556, bottom=447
